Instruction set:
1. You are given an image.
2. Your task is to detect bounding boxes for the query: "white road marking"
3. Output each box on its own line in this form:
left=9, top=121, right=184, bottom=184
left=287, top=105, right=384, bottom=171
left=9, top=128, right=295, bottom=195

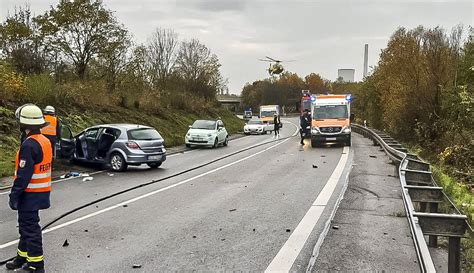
left=0, top=137, right=294, bottom=249
left=265, top=146, right=350, bottom=272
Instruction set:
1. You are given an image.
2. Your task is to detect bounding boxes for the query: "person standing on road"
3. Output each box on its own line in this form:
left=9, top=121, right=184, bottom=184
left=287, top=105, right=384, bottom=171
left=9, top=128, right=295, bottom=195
left=273, top=113, right=281, bottom=138
left=6, top=104, right=52, bottom=273
left=40, top=106, right=61, bottom=158
left=300, top=109, right=311, bottom=145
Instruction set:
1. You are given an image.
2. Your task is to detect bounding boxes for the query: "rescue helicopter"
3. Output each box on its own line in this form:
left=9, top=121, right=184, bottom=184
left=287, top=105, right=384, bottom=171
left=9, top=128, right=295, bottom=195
left=259, top=56, right=293, bottom=76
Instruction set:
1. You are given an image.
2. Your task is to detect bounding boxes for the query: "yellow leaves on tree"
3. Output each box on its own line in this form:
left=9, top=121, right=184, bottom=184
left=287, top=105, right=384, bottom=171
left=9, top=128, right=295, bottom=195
left=0, top=63, right=26, bottom=99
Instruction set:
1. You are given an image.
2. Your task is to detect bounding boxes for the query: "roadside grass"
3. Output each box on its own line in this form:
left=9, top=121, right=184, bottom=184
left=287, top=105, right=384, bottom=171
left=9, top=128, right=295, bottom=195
left=0, top=103, right=244, bottom=179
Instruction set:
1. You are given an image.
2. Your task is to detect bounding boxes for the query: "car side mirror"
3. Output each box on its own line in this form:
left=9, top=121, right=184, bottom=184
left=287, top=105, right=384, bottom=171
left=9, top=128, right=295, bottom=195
left=350, top=113, right=355, bottom=122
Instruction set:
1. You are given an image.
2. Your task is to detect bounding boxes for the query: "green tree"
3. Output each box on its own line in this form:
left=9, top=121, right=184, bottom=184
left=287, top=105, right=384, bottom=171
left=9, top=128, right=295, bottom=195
left=0, top=5, right=46, bottom=74
left=35, top=0, right=128, bottom=80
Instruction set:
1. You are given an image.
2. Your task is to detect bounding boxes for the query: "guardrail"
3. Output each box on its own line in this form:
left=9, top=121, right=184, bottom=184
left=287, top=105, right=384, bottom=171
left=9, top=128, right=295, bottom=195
left=352, top=124, right=472, bottom=273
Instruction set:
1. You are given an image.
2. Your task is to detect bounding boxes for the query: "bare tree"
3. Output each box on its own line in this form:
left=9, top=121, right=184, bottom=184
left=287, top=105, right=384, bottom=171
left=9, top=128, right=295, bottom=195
left=147, top=28, right=178, bottom=89
left=175, top=39, right=225, bottom=98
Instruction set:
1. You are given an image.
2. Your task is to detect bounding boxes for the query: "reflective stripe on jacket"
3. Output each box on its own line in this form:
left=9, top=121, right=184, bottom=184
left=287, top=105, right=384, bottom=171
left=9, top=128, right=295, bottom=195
left=41, top=115, right=57, bottom=136
left=14, top=134, right=52, bottom=193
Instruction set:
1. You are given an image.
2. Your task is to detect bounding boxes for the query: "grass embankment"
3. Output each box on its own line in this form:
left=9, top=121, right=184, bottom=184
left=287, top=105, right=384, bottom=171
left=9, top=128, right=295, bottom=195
left=0, top=103, right=244, bottom=178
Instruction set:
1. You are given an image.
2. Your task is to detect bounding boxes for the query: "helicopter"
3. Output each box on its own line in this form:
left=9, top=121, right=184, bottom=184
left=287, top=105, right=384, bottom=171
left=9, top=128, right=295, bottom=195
left=259, top=56, right=294, bottom=76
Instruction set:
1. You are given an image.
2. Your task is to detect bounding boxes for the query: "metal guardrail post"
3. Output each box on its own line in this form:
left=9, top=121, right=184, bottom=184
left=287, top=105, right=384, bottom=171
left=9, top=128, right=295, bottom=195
left=429, top=203, right=439, bottom=247
left=448, top=237, right=461, bottom=273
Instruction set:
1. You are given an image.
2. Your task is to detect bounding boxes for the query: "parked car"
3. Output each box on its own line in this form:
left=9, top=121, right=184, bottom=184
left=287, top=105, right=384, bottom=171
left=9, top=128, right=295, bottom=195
left=244, top=119, right=273, bottom=135
left=185, top=119, right=229, bottom=148
left=243, top=110, right=253, bottom=120
left=59, top=124, right=167, bottom=172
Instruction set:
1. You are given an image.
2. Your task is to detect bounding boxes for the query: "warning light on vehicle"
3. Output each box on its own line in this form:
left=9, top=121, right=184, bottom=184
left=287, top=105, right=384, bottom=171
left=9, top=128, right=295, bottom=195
left=345, top=94, right=353, bottom=102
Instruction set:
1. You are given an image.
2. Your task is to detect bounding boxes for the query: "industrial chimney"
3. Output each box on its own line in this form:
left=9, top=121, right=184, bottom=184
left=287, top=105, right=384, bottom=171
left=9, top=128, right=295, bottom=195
left=363, top=44, right=368, bottom=78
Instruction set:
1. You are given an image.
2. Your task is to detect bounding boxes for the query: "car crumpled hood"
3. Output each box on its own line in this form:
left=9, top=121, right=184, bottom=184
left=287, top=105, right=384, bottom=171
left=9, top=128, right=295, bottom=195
left=187, top=128, right=216, bottom=136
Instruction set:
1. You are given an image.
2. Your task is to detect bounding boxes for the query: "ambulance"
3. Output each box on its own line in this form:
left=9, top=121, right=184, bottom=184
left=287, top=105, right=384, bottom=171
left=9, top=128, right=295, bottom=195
left=310, top=94, right=353, bottom=147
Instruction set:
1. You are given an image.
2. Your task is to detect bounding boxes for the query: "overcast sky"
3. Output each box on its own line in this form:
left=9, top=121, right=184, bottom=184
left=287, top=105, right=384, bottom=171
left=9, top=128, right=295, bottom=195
left=1, top=0, right=473, bottom=94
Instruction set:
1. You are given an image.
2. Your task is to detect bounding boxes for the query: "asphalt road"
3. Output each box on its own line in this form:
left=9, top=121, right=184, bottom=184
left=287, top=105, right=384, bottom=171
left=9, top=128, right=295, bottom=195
left=0, top=118, right=353, bottom=272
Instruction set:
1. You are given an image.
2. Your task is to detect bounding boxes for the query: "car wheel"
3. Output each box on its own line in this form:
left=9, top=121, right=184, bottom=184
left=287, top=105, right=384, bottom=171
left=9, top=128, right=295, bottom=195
left=213, top=138, right=218, bottom=148
left=223, top=136, right=229, bottom=146
left=110, top=153, right=127, bottom=172
left=147, top=162, right=162, bottom=169
left=186, top=144, right=191, bottom=148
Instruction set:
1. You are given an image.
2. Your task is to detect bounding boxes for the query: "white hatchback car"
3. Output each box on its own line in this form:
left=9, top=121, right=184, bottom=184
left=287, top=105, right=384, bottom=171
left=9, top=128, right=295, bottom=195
left=244, top=119, right=273, bottom=135
left=185, top=119, right=229, bottom=148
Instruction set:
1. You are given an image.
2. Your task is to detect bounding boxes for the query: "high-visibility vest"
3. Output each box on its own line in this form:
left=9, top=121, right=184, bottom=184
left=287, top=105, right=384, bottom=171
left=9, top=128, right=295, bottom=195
left=14, top=134, right=52, bottom=193
left=41, top=115, right=57, bottom=136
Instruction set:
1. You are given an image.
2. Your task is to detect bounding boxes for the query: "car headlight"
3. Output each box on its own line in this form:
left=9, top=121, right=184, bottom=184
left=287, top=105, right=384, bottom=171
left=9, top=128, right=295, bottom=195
left=311, top=127, right=320, bottom=134
left=342, top=126, right=351, bottom=133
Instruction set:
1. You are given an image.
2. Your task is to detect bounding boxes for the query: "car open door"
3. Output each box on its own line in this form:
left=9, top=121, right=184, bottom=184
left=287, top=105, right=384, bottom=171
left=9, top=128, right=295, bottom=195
left=58, top=125, right=75, bottom=159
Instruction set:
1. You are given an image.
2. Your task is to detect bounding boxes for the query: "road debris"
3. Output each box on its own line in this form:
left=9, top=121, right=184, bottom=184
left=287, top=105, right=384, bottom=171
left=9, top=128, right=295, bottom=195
left=321, top=155, right=326, bottom=157
left=221, top=238, right=226, bottom=241
left=332, top=225, right=340, bottom=230
left=123, top=204, right=128, bottom=208
left=107, top=173, right=114, bottom=177
left=84, top=229, right=88, bottom=232
left=82, top=177, right=93, bottom=182
left=286, top=229, right=291, bottom=232
left=62, top=239, right=69, bottom=247
left=229, top=208, right=237, bottom=212
left=369, top=155, right=377, bottom=158
left=132, top=264, right=142, bottom=269
left=192, top=235, right=197, bottom=238
left=61, top=171, right=81, bottom=179
left=312, top=164, right=318, bottom=168
left=253, top=229, right=256, bottom=232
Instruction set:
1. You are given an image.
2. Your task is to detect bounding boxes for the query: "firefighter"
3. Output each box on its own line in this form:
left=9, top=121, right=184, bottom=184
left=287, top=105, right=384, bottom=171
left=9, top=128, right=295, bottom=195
left=40, top=106, right=61, bottom=158
left=6, top=104, right=52, bottom=273
left=300, top=109, right=311, bottom=145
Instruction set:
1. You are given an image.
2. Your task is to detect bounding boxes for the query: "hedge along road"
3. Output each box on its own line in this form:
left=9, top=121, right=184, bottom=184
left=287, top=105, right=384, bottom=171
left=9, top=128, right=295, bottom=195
left=0, top=118, right=352, bottom=271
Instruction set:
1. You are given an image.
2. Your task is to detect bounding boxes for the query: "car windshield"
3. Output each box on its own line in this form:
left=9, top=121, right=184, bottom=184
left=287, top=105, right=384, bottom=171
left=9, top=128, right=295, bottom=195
left=127, top=128, right=162, bottom=140
left=313, top=105, right=348, bottom=119
left=248, top=120, right=263, bottom=125
left=192, top=120, right=216, bottom=130
left=260, top=110, right=276, bottom=117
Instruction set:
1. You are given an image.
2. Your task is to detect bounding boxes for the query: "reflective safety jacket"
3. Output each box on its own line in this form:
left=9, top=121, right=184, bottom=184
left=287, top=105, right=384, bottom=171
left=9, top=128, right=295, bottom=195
left=10, top=132, right=52, bottom=211
left=41, top=115, right=57, bottom=136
